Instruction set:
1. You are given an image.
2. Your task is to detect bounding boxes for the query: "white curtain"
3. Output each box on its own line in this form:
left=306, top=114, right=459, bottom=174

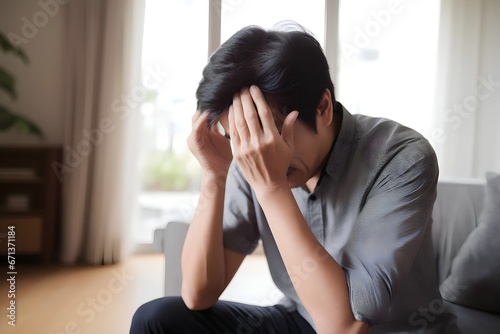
left=432, top=0, right=500, bottom=179
left=60, top=0, right=145, bottom=264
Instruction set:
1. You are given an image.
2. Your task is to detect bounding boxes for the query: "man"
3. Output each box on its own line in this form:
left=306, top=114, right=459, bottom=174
left=131, top=24, right=459, bottom=333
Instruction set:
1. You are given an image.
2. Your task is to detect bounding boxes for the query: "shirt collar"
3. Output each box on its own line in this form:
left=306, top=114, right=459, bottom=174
left=324, top=102, right=356, bottom=182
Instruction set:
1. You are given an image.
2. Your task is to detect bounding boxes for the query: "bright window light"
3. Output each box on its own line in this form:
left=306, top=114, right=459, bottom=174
left=337, top=0, right=440, bottom=140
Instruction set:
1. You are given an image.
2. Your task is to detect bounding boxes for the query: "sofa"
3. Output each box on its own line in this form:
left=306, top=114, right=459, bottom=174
left=153, top=178, right=500, bottom=333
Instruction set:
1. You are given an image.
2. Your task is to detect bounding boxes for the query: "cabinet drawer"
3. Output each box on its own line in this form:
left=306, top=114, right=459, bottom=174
left=0, top=217, right=42, bottom=255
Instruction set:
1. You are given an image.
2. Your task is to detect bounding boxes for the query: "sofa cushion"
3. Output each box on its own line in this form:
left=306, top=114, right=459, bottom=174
left=440, top=172, right=500, bottom=314
left=444, top=301, right=500, bottom=334
left=431, top=180, right=485, bottom=284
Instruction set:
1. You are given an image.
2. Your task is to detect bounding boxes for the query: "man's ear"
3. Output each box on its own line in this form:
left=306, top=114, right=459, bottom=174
left=316, top=88, right=333, bottom=127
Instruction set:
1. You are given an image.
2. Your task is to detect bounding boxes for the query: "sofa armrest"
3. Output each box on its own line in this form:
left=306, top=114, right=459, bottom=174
left=155, top=221, right=190, bottom=296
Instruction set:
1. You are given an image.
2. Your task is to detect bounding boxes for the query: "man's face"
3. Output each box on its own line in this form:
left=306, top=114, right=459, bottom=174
left=218, top=108, right=327, bottom=189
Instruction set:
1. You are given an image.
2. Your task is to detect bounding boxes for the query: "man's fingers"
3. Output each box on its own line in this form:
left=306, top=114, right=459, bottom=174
left=228, top=105, right=240, bottom=144
left=232, top=92, right=250, bottom=141
left=192, top=111, right=202, bottom=126
left=192, top=111, right=210, bottom=130
left=187, top=112, right=209, bottom=152
left=240, top=87, right=262, bottom=137
left=249, top=85, right=278, bottom=134
left=281, top=111, right=299, bottom=148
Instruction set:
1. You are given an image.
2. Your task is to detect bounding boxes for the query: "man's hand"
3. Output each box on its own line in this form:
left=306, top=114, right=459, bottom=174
left=228, top=85, right=299, bottom=197
left=187, top=111, right=233, bottom=177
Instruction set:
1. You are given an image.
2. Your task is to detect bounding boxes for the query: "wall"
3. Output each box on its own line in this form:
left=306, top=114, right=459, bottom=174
left=0, top=0, right=67, bottom=145
left=474, top=0, right=500, bottom=176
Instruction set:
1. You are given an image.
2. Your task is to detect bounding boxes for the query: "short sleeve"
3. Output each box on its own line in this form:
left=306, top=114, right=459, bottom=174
left=222, top=160, right=260, bottom=254
left=342, top=140, right=439, bottom=324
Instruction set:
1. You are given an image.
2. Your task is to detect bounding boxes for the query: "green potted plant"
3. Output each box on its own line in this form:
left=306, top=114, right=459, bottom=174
left=0, top=32, right=43, bottom=137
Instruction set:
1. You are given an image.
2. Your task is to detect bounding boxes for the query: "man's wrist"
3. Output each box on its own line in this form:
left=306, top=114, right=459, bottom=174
left=254, top=182, right=290, bottom=203
left=201, top=171, right=228, bottom=191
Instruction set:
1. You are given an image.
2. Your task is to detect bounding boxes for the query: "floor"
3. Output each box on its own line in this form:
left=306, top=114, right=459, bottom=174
left=0, top=253, right=278, bottom=334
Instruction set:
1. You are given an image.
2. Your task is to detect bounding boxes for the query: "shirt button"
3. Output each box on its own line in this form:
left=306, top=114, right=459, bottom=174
left=309, top=194, right=317, bottom=201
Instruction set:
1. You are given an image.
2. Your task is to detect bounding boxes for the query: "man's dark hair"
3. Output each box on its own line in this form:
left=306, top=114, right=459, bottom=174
left=195, top=23, right=335, bottom=132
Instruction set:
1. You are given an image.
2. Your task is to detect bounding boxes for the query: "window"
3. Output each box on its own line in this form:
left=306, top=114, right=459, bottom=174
left=133, top=0, right=440, bottom=246
left=220, top=0, right=324, bottom=46
left=133, top=0, right=209, bottom=244
left=336, top=0, right=440, bottom=138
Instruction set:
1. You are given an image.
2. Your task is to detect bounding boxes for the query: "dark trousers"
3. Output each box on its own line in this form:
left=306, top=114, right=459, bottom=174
left=130, top=296, right=316, bottom=334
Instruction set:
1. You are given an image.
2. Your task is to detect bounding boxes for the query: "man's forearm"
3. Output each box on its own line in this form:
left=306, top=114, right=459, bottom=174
left=181, top=173, right=227, bottom=309
left=257, top=187, right=371, bottom=334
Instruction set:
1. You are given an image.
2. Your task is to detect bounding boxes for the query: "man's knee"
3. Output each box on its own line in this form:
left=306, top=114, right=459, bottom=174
left=130, top=296, right=187, bottom=333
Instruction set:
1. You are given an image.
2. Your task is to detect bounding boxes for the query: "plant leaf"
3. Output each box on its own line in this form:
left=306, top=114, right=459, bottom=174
left=14, top=117, right=43, bottom=138
left=0, top=32, right=29, bottom=64
left=0, top=105, right=43, bottom=138
left=0, top=68, right=16, bottom=99
left=0, top=105, right=16, bottom=130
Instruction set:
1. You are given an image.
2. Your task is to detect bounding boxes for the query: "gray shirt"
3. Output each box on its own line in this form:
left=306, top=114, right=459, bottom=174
left=222, top=103, right=458, bottom=333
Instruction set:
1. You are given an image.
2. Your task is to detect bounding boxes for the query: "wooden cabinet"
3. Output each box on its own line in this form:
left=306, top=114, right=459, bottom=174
left=0, top=146, right=61, bottom=262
